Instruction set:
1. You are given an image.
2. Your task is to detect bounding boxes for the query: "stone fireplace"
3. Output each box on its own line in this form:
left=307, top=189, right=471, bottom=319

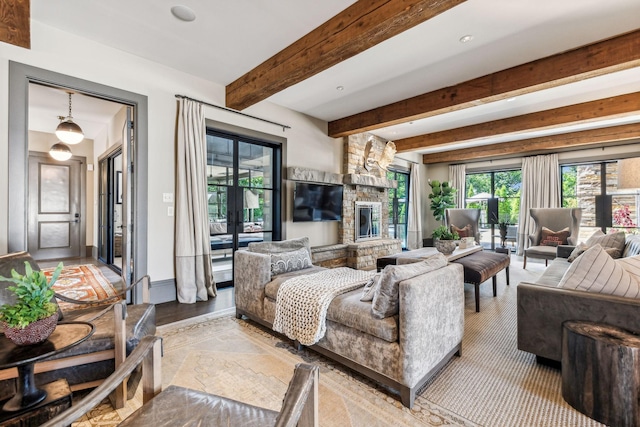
left=289, top=134, right=402, bottom=270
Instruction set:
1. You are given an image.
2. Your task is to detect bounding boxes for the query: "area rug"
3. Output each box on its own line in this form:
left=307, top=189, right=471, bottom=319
left=42, top=264, right=118, bottom=311
left=71, top=257, right=605, bottom=427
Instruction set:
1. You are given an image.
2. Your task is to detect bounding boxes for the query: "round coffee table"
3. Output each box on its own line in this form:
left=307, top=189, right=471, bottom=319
left=0, top=321, right=94, bottom=412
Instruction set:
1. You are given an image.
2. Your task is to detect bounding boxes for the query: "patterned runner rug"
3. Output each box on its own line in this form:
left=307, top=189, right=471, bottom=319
left=42, top=264, right=118, bottom=311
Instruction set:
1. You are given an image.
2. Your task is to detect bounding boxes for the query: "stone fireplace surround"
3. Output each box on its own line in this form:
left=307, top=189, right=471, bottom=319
left=288, top=133, right=402, bottom=270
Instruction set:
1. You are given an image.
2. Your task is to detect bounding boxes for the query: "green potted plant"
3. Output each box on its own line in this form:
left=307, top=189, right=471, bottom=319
left=432, top=225, right=459, bottom=255
left=0, top=261, right=63, bottom=346
left=428, top=180, right=457, bottom=223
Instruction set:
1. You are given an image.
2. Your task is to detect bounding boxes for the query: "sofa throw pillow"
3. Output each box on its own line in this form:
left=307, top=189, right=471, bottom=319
left=371, top=253, right=448, bottom=319
left=567, top=230, right=626, bottom=262
left=270, top=247, right=312, bottom=276
left=451, top=224, right=471, bottom=238
left=249, top=237, right=311, bottom=257
left=360, top=272, right=382, bottom=302
left=540, top=227, right=570, bottom=247
left=586, top=230, right=626, bottom=259
left=616, top=254, right=640, bottom=279
left=558, top=245, right=640, bottom=298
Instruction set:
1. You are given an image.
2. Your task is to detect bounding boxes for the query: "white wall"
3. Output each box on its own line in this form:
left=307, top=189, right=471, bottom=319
left=0, top=21, right=341, bottom=283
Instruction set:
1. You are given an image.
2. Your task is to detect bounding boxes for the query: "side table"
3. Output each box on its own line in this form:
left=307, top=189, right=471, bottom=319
left=562, top=321, right=640, bottom=427
left=0, top=322, right=94, bottom=423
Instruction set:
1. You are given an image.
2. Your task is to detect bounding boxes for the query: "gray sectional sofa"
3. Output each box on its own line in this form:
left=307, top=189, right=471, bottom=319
left=517, top=234, right=640, bottom=363
left=234, top=238, right=465, bottom=408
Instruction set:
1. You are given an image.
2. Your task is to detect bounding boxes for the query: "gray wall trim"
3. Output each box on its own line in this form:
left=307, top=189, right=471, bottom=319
left=149, top=279, right=177, bottom=304
left=8, top=61, right=149, bottom=303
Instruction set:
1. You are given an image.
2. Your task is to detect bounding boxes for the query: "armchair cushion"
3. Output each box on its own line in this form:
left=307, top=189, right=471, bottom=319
left=558, top=245, right=640, bottom=298
left=119, top=385, right=279, bottom=427
left=540, top=227, right=570, bottom=246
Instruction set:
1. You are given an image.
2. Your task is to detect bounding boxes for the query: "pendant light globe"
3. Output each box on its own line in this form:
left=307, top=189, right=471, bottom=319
left=49, top=142, right=72, bottom=161
left=55, top=93, right=84, bottom=144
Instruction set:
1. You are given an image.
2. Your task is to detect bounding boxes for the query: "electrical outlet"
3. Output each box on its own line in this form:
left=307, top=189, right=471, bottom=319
left=163, top=193, right=174, bottom=203
left=167, top=206, right=174, bottom=216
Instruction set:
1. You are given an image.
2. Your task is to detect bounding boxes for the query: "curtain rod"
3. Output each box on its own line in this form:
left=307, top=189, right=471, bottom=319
left=175, top=94, right=291, bottom=131
left=394, top=155, right=419, bottom=165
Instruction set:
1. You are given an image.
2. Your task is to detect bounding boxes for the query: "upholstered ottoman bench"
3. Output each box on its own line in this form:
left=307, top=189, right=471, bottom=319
left=451, top=251, right=510, bottom=312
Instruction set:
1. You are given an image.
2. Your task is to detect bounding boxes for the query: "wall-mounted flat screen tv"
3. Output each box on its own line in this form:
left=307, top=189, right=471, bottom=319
left=293, top=182, right=343, bottom=222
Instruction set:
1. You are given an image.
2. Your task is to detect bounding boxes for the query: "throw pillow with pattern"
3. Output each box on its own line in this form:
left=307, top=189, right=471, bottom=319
left=270, top=247, right=312, bottom=276
left=558, top=245, right=640, bottom=298
left=451, top=224, right=471, bottom=238
left=540, top=227, right=570, bottom=247
left=567, top=230, right=626, bottom=262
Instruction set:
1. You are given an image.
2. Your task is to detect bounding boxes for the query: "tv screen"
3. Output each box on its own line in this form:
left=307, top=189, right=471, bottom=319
left=293, top=182, right=343, bottom=222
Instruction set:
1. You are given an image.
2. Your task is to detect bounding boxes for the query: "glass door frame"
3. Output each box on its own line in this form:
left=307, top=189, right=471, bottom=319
left=206, top=128, right=282, bottom=287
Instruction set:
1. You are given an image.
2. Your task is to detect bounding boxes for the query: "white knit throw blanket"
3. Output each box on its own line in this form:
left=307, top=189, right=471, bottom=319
left=273, top=267, right=375, bottom=346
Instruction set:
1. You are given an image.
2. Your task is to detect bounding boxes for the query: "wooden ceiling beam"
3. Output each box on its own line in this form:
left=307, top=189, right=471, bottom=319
left=225, top=0, right=466, bottom=111
left=394, top=92, right=640, bottom=152
left=328, top=29, right=640, bottom=137
left=421, top=123, right=640, bottom=164
left=0, top=0, right=30, bottom=49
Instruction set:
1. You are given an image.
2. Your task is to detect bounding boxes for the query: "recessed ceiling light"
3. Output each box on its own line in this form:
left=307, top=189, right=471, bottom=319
left=171, top=5, right=196, bottom=22
left=336, top=86, right=344, bottom=91
left=459, top=34, right=474, bottom=43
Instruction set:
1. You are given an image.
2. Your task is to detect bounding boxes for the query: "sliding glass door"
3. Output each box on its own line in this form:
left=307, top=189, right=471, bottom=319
left=206, top=130, right=281, bottom=287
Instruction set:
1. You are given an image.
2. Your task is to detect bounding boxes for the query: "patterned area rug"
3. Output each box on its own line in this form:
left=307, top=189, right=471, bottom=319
left=42, top=264, right=118, bottom=311
left=71, top=257, right=605, bottom=427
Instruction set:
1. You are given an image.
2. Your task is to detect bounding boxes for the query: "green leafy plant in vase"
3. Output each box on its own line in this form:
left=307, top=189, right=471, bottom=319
left=0, top=261, right=63, bottom=346
left=432, top=225, right=459, bottom=255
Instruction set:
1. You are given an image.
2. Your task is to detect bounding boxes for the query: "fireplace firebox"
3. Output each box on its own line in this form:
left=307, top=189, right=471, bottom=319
left=355, top=201, right=382, bottom=242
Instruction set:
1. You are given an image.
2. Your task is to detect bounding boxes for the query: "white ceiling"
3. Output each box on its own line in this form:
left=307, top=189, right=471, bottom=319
left=30, top=0, right=640, bottom=154
left=28, top=83, right=124, bottom=140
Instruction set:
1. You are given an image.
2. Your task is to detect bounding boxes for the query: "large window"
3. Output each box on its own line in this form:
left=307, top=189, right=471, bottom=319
left=387, top=169, right=409, bottom=249
left=561, top=160, right=638, bottom=241
left=465, top=169, right=521, bottom=249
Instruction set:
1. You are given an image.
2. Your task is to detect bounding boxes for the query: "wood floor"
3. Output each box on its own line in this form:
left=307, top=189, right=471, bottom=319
left=155, top=287, right=235, bottom=326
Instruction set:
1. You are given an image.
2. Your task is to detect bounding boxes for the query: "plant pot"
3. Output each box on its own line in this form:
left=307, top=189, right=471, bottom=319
left=435, top=239, right=456, bottom=255
left=3, top=313, right=58, bottom=346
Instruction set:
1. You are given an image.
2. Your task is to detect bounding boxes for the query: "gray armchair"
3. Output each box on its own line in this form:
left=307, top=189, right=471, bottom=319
left=524, top=208, right=581, bottom=268
left=445, top=208, right=481, bottom=244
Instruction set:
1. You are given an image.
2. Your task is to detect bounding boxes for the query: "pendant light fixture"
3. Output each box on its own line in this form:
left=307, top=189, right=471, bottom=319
left=49, top=142, right=72, bottom=161
left=55, top=93, right=84, bottom=144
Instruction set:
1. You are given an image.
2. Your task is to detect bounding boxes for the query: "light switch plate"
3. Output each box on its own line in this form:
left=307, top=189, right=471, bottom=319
left=167, top=206, right=174, bottom=216
left=162, top=193, right=173, bottom=203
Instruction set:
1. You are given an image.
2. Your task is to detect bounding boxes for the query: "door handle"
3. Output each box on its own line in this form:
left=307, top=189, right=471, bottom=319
left=73, top=213, right=80, bottom=223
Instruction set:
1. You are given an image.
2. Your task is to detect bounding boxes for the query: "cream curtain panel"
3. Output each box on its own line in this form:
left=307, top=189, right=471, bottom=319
left=449, top=164, right=466, bottom=208
left=175, top=98, right=216, bottom=303
left=407, top=163, right=423, bottom=250
left=517, top=153, right=560, bottom=256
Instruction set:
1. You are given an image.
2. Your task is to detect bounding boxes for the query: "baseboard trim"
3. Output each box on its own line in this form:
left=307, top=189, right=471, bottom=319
left=150, top=278, right=176, bottom=304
